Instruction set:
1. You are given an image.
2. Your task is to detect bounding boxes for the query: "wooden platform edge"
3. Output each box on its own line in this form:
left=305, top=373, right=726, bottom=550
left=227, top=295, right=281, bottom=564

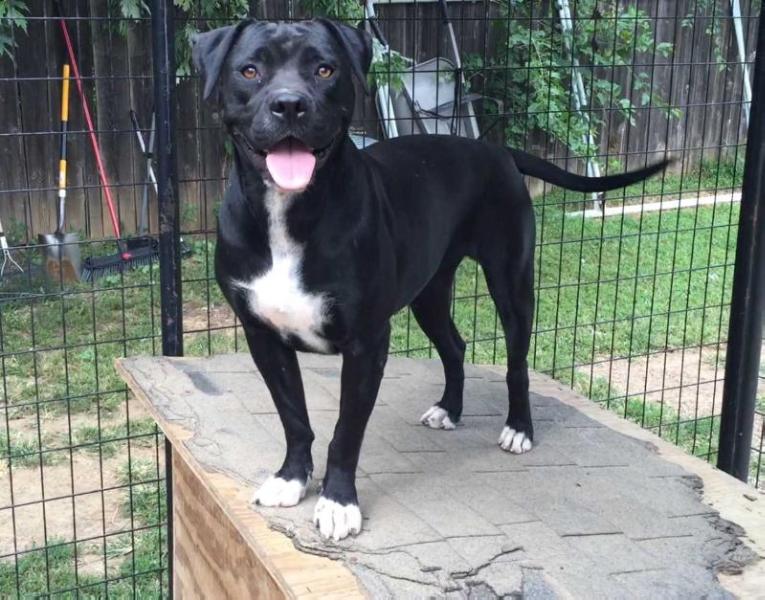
left=115, top=357, right=367, bottom=600
left=514, top=367, right=765, bottom=598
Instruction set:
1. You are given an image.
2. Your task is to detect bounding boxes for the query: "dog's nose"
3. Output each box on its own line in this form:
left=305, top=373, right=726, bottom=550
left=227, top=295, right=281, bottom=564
left=270, top=93, right=308, bottom=120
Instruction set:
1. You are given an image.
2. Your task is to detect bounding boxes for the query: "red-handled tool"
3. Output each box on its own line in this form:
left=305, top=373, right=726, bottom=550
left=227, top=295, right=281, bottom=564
left=59, top=18, right=157, bottom=279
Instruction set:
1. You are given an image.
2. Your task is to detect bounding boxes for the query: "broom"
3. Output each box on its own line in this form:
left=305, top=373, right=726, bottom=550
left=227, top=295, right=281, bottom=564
left=59, top=18, right=158, bottom=281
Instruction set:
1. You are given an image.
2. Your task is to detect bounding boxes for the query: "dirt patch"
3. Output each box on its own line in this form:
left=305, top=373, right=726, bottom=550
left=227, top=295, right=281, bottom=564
left=6, top=398, right=153, bottom=442
left=580, top=344, right=764, bottom=419
left=1, top=398, right=163, bottom=558
left=76, top=551, right=117, bottom=578
left=183, top=302, right=236, bottom=333
left=0, top=447, right=162, bottom=558
left=577, top=345, right=765, bottom=485
left=580, top=345, right=733, bottom=419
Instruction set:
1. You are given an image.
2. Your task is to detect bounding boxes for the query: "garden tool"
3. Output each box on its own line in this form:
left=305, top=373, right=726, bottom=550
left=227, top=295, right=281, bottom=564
left=39, top=62, right=81, bottom=283
left=57, top=18, right=157, bottom=280
left=0, top=215, right=23, bottom=280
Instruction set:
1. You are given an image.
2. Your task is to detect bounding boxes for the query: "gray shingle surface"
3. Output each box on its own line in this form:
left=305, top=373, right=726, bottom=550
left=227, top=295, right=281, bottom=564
left=121, top=353, right=759, bottom=598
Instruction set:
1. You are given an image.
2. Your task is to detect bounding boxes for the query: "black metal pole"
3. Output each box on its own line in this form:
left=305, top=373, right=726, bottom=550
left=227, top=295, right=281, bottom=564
left=717, top=8, right=765, bottom=482
left=152, top=0, right=181, bottom=595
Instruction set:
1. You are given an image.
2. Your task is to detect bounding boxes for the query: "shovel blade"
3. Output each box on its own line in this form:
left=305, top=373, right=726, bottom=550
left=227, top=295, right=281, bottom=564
left=38, top=233, right=82, bottom=283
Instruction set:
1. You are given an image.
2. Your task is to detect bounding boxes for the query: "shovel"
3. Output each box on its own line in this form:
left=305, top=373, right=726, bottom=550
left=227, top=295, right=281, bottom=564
left=39, top=63, right=81, bottom=283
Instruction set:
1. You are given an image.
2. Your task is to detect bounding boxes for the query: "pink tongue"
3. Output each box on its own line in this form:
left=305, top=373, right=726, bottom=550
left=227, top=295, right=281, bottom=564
left=265, top=138, right=317, bottom=191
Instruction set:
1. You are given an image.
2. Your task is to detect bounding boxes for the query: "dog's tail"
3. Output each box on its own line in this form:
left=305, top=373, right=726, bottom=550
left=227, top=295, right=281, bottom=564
left=508, top=148, right=670, bottom=193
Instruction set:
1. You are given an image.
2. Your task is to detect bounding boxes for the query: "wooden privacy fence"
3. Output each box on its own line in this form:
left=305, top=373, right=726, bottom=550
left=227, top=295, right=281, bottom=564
left=0, top=0, right=756, bottom=241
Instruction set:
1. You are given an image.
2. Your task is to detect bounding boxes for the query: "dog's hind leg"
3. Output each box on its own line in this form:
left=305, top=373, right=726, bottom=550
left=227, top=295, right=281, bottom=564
left=411, top=260, right=467, bottom=429
left=483, top=258, right=535, bottom=453
left=479, top=201, right=536, bottom=454
left=244, top=325, right=315, bottom=507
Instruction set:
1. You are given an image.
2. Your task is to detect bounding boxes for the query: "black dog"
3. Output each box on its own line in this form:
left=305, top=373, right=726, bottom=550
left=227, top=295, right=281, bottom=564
left=193, top=19, right=667, bottom=541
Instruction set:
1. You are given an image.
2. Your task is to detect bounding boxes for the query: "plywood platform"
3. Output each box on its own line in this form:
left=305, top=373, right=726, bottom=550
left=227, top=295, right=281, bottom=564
left=117, top=354, right=764, bottom=599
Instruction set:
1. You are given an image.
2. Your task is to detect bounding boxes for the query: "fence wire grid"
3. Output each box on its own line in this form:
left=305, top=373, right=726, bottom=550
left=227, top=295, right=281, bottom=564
left=0, top=0, right=763, bottom=597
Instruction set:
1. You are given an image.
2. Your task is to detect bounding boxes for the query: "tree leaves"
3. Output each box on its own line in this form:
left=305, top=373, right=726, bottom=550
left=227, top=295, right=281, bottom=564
left=0, top=0, right=29, bottom=63
left=466, top=0, right=677, bottom=164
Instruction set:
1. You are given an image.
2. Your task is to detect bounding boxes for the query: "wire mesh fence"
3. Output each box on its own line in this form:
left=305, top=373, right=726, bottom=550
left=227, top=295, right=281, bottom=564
left=0, top=0, right=762, bottom=596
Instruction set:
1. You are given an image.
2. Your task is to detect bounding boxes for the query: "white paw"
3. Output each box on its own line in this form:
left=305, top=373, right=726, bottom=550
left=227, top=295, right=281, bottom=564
left=252, top=475, right=308, bottom=507
left=498, top=426, right=533, bottom=454
left=420, top=405, right=457, bottom=430
left=313, top=496, right=362, bottom=541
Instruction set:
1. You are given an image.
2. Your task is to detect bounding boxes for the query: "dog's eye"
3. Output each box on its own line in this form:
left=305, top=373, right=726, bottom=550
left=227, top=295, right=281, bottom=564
left=316, top=65, right=334, bottom=79
left=241, top=65, right=258, bottom=80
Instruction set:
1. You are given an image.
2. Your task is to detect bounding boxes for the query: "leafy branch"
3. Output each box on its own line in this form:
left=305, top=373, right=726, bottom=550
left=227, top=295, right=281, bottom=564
left=0, top=0, right=28, bottom=62
left=683, top=0, right=727, bottom=72
left=109, top=0, right=250, bottom=76
left=467, top=0, right=678, bottom=164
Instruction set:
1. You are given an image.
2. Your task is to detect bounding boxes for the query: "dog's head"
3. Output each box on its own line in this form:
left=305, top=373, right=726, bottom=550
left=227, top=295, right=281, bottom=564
left=193, top=19, right=372, bottom=193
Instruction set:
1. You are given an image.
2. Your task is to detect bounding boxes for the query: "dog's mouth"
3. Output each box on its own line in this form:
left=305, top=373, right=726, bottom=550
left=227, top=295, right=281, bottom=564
left=235, top=132, right=333, bottom=192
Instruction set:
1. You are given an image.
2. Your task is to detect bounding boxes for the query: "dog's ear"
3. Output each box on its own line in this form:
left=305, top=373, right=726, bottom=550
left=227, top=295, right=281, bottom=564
left=316, top=19, right=373, bottom=94
left=192, top=21, right=252, bottom=101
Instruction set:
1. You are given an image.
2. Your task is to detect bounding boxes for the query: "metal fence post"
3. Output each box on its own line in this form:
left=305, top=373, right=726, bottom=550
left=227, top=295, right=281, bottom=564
left=717, top=9, right=765, bottom=482
left=152, top=0, right=182, bottom=594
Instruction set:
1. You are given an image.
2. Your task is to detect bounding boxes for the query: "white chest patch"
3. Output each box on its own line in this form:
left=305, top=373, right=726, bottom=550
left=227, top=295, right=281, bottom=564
left=234, top=190, right=331, bottom=353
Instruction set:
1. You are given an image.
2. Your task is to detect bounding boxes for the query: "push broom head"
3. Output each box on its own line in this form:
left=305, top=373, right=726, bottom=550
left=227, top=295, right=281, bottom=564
left=80, top=239, right=159, bottom=282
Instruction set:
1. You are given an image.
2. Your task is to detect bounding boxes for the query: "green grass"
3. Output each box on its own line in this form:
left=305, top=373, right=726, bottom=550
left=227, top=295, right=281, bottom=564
left=642, top=157, right=742, bottom=198
left=0, top=458, right=167, bottom=598
left=0, top=541, right=88, bottom=598
left=0, top=429, right=61, bottom=468
left=72, top=418, right=158, bottom=458
left=117, top=459, right=167, bottom=526
left=538, top=156, right=745, bottom=209
left=0, top=537, right=166, bottom=598
left=0, top=239, right=221, bottom=415
left=394, top=193, right=738, bottom=379
left=530, top=194, right=737, bottom=378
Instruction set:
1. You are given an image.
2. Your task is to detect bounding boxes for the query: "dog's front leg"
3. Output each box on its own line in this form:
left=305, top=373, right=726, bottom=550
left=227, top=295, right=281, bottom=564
left=245, top=325, right=314, bottom=507
left=313, top=324, right=390, bottom=541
